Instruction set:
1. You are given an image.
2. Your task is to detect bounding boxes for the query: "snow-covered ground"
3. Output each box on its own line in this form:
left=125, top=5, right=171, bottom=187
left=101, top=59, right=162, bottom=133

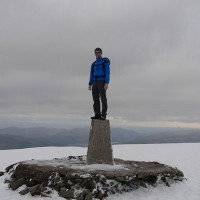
left=0, top=143, right=200, bottom=200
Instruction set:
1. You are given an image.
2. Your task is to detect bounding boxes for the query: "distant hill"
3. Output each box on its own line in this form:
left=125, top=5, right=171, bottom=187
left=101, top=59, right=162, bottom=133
left=0, top=126, right=200, bottom=150
left=130, top=128, right=200, bottom=144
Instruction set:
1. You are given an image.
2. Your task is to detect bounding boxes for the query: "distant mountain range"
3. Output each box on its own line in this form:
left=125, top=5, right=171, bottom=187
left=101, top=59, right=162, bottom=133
left=0, top=126, right=200, bottom=150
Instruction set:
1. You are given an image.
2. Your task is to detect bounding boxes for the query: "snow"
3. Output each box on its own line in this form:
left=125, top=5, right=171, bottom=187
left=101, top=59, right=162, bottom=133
left=72, top=163, right=128, bottom=171
left=22, top=156, right=128, bottom=171
left=0, top=143, right=200, bottom=200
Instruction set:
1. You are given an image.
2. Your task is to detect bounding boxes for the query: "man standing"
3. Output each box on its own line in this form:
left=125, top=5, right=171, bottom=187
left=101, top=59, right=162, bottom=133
left=88, top=48, right=110, bottom=120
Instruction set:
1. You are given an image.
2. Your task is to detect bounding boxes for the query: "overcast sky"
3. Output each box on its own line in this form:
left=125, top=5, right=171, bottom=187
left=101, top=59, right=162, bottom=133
left=0, top=0, right=200, bottom=129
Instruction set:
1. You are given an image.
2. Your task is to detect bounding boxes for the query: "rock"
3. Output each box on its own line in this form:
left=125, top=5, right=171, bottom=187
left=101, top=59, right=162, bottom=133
left=80, top=179, right=95, bottom=190
left=59, top=188, right=74, bottom=199
left=19, top=188, right=29, bottom=195
left=77, top=197, right=84, bottom=200
left=0, top=171, right=4, bottom=176
left=87, top=119, right=114, bottom=165
left=4, top=179, right=10, bottom=184
left=146, top=175, right=158, bottom=184
left=10, top=178, right=24, bottom=190
left=54, top=181, right=65, bottom=191
left=84, top=190, right=93, bottom=200
left=61, top=177, right=71, bottom=188
left=68, top=156, right=77, bottom=160
left=4, top=155, right=184, bottom=199
left=97, top=193, right=104, bottom=200
left=82, top=190, right=91, bottom=196
left=26, top=179, right=38, bottom=187
left=66, top=189, right=75, bottom=198
left=44, top=189, right=52, bottom=194
left=5, top=163, right=19, bottom=173
left=93, top=188, right=105, bottom=199
left=129, top=179, right=144, bottom=189
left=72, top=178, right=82, bottom=183
left=103, top=190, right=108, bottom=198
left=40, top=192, right=52, bottom=197
left=116, top=176, right=126, bottom=182
left=137, top=174, right=158, bottom=184
left=29, top=184, right=43, bottom=196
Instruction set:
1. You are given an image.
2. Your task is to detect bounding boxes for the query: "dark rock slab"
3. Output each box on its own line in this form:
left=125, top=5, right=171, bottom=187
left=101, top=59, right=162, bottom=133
left=0, top=171, right=4, bottom=176
left=10, top=178, right=25, bottom=190
left=58, top=188, right=74, bottom=198
left=19, top=188, right=29, bottom=195
left=4, top=155, right=185, bottom=199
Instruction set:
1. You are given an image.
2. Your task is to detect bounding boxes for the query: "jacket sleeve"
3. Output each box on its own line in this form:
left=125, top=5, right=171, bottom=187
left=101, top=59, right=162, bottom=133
left=88, top=63, right=94, bottom=86
left=105, top=59, right=110, bottom=84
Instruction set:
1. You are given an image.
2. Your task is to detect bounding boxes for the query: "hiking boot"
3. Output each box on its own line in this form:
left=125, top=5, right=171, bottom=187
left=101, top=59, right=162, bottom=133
left=91, top=115, right=101, bottom=119
left=100, top=116, right=106, bottom=120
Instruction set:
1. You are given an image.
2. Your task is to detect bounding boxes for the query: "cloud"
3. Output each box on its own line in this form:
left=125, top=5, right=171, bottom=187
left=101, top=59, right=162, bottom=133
left=0, top=0, right=200, bottom=128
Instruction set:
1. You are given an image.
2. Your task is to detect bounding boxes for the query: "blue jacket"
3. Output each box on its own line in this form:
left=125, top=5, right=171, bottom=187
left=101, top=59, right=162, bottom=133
left=88, top=56, right=110, bottom=86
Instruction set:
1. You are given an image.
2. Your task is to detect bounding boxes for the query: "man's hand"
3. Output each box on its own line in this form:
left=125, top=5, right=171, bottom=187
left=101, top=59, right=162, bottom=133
left=104, top=83, right=108, bottom=90
left=88, top=85, right=92, bottom=91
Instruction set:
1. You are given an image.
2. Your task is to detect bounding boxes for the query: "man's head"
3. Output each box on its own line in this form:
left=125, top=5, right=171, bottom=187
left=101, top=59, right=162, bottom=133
left=94, top=47, right=102, bottom=58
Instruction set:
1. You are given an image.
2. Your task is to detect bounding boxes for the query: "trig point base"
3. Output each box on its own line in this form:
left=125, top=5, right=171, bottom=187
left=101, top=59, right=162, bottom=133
left=3, top=119, right=185, bottom=199
left=87, top=119, right=114, bottom=165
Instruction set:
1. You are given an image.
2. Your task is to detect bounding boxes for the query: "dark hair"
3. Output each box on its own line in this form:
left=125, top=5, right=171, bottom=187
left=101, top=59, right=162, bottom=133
left=94, top=47, right=102, bottom=53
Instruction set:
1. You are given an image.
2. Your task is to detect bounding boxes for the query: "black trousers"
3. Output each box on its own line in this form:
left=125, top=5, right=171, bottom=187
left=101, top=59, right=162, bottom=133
left=92, top=80, right=108, bottom=117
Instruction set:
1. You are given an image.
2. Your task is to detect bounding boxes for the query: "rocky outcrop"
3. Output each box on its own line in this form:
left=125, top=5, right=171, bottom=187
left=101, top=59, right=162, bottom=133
left=0, top=171, right=4, bottom=176
left=4, top=155, right=185, bottom=199
left=87, top=119, right=113, bottom=165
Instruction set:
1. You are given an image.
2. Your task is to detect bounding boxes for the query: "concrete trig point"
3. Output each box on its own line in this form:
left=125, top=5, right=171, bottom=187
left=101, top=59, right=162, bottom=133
left=87, top=119, right=114, bottom=165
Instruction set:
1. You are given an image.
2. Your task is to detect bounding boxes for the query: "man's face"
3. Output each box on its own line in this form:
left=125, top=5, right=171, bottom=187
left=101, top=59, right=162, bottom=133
left=95, top=51, right=102, bottom=58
